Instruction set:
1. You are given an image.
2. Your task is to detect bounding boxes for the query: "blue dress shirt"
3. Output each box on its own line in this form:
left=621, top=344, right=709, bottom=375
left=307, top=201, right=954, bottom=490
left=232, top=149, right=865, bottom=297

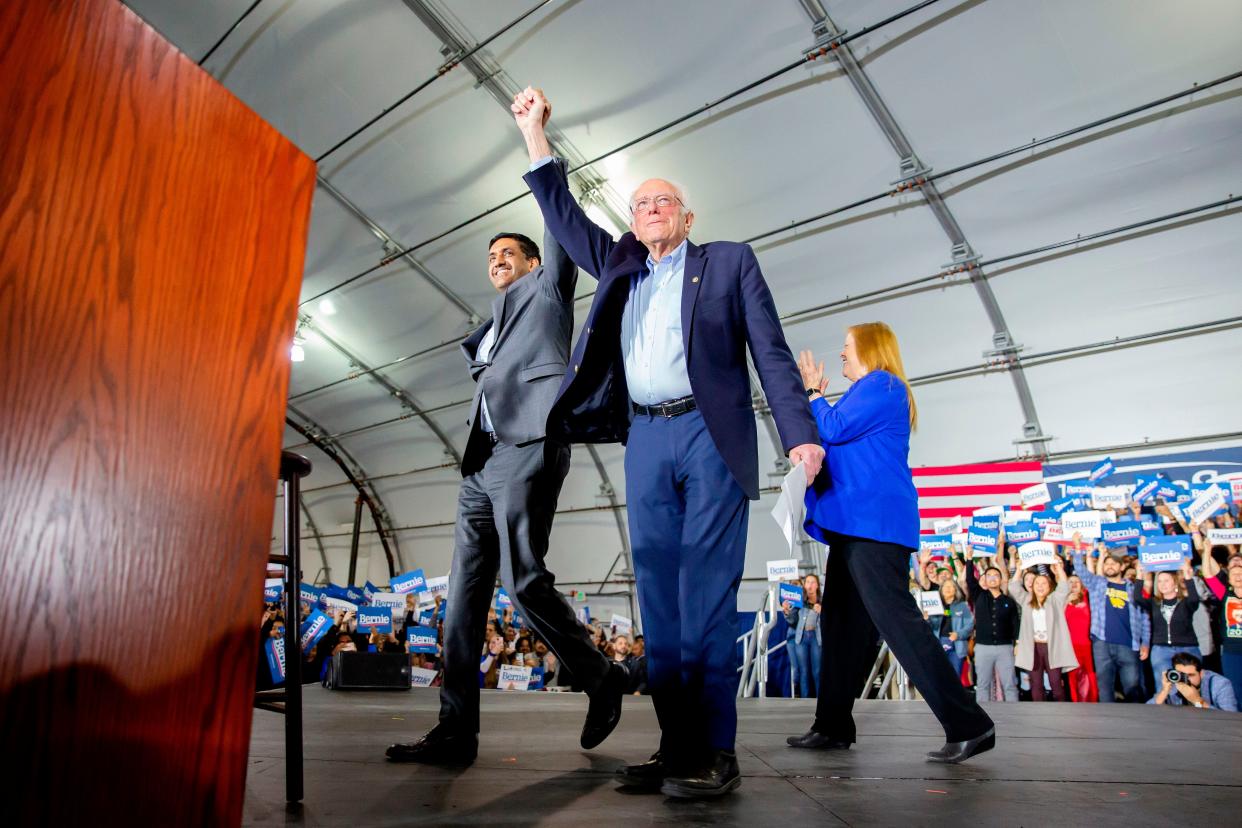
left=530, top=155, right=692, bottom=405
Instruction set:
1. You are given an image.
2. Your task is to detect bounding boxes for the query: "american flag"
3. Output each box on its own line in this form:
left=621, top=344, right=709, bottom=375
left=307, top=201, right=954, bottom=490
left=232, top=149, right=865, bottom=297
left=913, top=461, right=1045, bottom=534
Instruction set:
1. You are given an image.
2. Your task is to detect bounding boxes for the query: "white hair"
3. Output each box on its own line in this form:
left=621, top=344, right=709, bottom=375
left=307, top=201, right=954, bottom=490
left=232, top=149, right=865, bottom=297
left=629, top=178, right=691, bottom=214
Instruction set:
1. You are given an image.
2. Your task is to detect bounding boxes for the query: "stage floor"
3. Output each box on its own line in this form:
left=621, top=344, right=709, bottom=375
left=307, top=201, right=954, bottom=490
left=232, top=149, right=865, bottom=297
left=244, top=687, right=1242, bottom=826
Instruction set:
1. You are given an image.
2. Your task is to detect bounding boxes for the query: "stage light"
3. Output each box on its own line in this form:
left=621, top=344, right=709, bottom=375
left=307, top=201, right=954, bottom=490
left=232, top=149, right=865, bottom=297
left=290, top=338, right=305, bottom=362
left=318, top=298, right=337, bottom=316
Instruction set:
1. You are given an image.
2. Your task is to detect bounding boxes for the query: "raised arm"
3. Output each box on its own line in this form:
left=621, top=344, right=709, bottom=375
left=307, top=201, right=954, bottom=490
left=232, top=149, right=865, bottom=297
left=537, top=165, right=578, bottom=302
left=515, top=88, right=617, bottom=279
left=806, top=371, right=899, bottom=447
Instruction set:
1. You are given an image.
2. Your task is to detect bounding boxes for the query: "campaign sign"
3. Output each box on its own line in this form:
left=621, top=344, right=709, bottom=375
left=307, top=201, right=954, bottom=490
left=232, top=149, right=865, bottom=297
left=611, top=614, right=634, bottom=637
left=973, top=505, right=1005, bottom=518
left=576, top=606, right=590, bottom=625
left=368, top=591, right=407, bottom=617
left=410, top=667, right=438, bottom=688
left=1139, top=543, right=1190, bottom=573
left=1041, top=521, right=1068, bottom=544
left=390, top=568, right=427, bottom=594
left=357, top=606, right=392, bottom=634
left=1140, top=516, right=1162, bottom=533
left=266, top=637, right=286, bottom=685
left=299, top=584, right=324, bottom=607
left=934, top=516, right=963, bottom=536
left=1192, top=481, right=1234, bottom=503
left=1132, top=476, right=1160, bottom=504
left=970, top=515, right=1000, bottom=533
left=529, top=667, right=546, bottom=690
left=322, top=596, right=359, bottom=615
left=968, top=527, right=999, bottom=555
left=1099, top=510, right=1117, bottom=524
left=1020, top=482, right=1052, bottom=508
left=344, top=586, right=367, bottom=605
left=263, top=582, right=283, bottom=603
left=417, top=607, right=435, bottom=626
left=1155, top=478, right=1183, bottom=500
left=425, top=575, right=449, bottom=597
left=1091, top=486, right=1129, bottom=509
left=778, top=583, right=803, bottom=609
left=407, top=625, right=438, bottom=654
left=1006, top=522, right=1040, bottom=544
left=323, top=584, right=351, bottom=601
left=1030, top=511, right=1059, bottom=528
left=495, top=588, right=513, bottom=609
left=1153, top=535, right=1193, bottom=557
left=767, top=559, right=799, bottom=582
left=1231, top=478, right=1242, bottom=502
left=1100, top=520, right=1142, bottom=548
left=498, top=664, right=533, bottom=691
left=1208, top=528, right=1242, bottom=545
left=919, top=534, right=952, bottom=553
left=363, top=581, right=379, bottom=602
left=1185, top=486, right=1227, bottom=524
left=1061, top=510, right=1102, bottom=541
left=1047, top=497, right=1078, bottom=516
left=299, top=610, right=332, bottom=651
left=1003, top=509, right=1033, bottom=526
left=918, top=591, right=944, bottom=616
left=1018, top=541, right=1058, bottom=569
left=1088, top=457, right=1116, bottom=483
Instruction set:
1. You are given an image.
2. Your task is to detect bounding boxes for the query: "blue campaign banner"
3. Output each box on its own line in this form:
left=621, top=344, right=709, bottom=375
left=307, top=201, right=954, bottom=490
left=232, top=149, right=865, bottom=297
left=324, top=584, right=351, bottom=601
left=1140, top=516, right=1162, bottom=533
left=1088, top=457, right=1116, bottom=483
left=919, top=534, right=952, bottom=553
left=363, top=581, right=379, bottom=602
left=1139, top=541, right=1192, bottom=572
left=971, top=515, right=1000, bottom=533
left=778, top=583, right=803, bottom=609
left=265, top=638, right=286, bottom=685
left=299, top=583, right=324, bottom=607
left=495, top=588, right=513, bottom=609
left=408, top=625, right=438, bottom=654
left=1045, top=447, right=1242, bottom=500
left=345, top=586, right=367, bottom=604
left=418, top=607, right=435, bottom=626
left=1006, top=522, right=1040, bottom=544
left=1062, top=482, right=1094, bottom=497
left=391, top=568, right=427, bottom=595
left=263, top=583, right=283, bottom=603
left=1047, top=496, right=1079, bottom=515
left=1132, top=476, right=1160, bottom=504
left=357, top=606, right=392, bottom=634
left=1100, top=520, right=1142, bottom=548
left=1029, top=511, right=1059, bottom=528
left=530, top=666, right=545, bottom=690
left=967, top=526, right=999, bottom=553
left=299, top=609, right=332, bottom=651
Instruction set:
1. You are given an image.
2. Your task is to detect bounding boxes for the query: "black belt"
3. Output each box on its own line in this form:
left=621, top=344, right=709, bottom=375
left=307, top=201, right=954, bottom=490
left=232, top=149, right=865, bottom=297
left=632, top=395, right=697, bottom=418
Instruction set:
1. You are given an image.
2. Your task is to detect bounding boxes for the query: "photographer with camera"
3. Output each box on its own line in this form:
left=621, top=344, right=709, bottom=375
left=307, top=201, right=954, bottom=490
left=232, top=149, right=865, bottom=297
left=1147, top=652, right=1237, bottom=711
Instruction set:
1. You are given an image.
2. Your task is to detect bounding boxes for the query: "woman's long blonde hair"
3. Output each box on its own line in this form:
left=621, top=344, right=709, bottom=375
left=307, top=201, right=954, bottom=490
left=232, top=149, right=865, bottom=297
left=848, top=322, right=918, bottom=430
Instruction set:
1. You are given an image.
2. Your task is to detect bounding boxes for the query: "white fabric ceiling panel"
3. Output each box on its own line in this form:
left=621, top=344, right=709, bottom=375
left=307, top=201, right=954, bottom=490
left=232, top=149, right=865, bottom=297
left=907, top=370, right=1030, bottom=465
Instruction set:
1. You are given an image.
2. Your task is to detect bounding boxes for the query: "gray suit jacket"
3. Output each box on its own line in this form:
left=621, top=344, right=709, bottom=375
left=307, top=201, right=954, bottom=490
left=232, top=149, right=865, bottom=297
left=460, top=173, right=577, bottom=475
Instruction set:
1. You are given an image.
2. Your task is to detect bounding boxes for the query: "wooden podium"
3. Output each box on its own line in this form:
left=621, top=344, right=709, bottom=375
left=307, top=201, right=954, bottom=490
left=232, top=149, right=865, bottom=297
left=0, top=1, right=316, bottom=824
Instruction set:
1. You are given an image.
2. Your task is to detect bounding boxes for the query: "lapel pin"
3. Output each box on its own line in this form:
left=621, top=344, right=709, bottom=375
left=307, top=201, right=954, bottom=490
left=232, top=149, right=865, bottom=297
left=692, top=276, right=700, bottom=283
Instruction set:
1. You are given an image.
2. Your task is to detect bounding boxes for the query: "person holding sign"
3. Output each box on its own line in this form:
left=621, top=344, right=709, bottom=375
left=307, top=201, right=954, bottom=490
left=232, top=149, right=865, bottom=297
left=788, top=324, right=995, bottom=764
left=1198, top=543, right=1242, bottom=702
left=1071, top=543, right=1151, bottom=702
left=1009, top=561, right=1077, bottom=701
left=782, top=575, right=823, bottom=698
left=1135, top=558, right=1201, bottom=681
left=513, top=87, right=823, bottom=798
left=922, top=580, right=973, bottom=680
left=386, top=140, right=625, bottom=766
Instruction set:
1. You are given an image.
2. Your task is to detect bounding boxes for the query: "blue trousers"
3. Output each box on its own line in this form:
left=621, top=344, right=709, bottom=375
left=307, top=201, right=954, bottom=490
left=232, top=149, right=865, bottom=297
left=1092, top=640, right=1143, bottom=702
left=796, top=633, right=821, bottom=698
left=786, top=632, right=802, bottom=696
left=1150, top=644, right=1200, bottom=682
left=625, top=410, right=749, bottom=755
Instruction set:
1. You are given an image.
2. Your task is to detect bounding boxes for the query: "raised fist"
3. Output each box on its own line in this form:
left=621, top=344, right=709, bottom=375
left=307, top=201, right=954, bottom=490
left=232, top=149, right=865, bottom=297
left=511, top=85, right=550, bottom=131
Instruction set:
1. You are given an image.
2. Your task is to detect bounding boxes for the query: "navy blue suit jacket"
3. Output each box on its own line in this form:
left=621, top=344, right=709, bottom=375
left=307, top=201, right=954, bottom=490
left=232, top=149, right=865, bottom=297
left=523, top=159, right=817, bottom=499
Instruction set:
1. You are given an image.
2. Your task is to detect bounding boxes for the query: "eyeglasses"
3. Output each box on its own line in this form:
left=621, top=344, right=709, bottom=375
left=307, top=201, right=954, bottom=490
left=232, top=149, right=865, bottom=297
left=630, top=194, right=683, bottom=215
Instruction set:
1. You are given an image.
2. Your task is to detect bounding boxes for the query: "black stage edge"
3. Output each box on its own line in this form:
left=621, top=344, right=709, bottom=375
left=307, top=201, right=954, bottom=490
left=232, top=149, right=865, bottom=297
left=244, top=687, right=1241, bottom=825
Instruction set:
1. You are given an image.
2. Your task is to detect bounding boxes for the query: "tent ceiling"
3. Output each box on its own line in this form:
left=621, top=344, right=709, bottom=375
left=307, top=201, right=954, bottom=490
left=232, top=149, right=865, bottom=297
left=124, top=0, right=1242, bottom=588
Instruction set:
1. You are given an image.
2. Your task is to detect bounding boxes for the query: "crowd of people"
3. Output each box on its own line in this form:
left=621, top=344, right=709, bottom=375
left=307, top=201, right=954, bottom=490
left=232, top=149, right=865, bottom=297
left=258, top=591, right=647, bottom=695
left=776, top=490, right=1241, bottom=711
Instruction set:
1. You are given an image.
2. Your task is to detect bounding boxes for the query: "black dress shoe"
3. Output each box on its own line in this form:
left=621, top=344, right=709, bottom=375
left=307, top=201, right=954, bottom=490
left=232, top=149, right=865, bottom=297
left=661, top=750, right=741, bottom=799
left=581, top=662, right=628, bottom=749
left=926, top=727, right=995, bottom=764
left=616, top=751, right=675, bottom=789
left=386, top=725, right=478, bottom=764
left=786, top=730, right=852, bottom=750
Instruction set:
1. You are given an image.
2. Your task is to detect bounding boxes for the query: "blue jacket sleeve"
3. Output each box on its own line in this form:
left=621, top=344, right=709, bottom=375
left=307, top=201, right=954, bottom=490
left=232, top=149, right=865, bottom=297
left=523, top=157, right=617, bottom=281
left=1213, top=674, right=1239, bottom=712
left=739, top=245, right=817, bottom=452
left=1072, top=552, right=1104, bottom=592
left=808, top=374, right=896, bottom=446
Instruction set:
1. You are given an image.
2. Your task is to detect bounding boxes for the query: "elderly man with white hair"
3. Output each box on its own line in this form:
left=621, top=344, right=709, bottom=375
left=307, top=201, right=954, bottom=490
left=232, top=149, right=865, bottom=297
left=511, top=86, right=823, bottom=799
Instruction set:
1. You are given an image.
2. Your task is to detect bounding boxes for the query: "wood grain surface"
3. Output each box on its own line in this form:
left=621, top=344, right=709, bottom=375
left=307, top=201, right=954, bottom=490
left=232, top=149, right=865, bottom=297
left=0, top=0, right=316, bottom=823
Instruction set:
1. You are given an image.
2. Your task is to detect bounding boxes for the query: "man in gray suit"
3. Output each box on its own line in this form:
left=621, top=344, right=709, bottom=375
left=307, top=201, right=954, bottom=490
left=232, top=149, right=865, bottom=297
left=387, top=163, right=627, bottom=765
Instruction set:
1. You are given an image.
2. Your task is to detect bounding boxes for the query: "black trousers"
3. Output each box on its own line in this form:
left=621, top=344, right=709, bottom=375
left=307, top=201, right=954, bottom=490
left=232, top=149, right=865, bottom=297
left=438, top=436, right=608, bottom=733
left=814, top=532, right=993, bottom=743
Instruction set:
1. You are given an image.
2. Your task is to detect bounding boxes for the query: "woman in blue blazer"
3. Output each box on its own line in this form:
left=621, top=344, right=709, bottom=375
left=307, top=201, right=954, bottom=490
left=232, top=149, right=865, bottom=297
left=785, top=323, right=995, bottom=764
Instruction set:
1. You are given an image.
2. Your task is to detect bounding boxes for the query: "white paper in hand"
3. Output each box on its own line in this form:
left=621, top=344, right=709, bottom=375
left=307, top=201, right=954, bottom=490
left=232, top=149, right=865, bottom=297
left=770, top=462, right=808, bottom=556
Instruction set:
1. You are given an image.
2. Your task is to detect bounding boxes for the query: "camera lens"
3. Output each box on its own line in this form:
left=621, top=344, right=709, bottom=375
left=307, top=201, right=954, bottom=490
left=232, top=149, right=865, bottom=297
left=1166, top=669, right=1184, bottom=684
